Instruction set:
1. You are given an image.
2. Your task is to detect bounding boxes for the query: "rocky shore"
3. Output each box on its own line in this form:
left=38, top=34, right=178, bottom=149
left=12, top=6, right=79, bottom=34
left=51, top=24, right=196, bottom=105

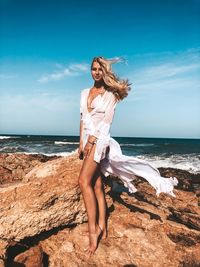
left=0, top=153, right=200, bottom=267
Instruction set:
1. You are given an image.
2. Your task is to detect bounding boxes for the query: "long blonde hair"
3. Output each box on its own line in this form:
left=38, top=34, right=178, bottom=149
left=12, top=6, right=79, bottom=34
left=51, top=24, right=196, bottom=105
left=91, top=56, right=131, bottom=101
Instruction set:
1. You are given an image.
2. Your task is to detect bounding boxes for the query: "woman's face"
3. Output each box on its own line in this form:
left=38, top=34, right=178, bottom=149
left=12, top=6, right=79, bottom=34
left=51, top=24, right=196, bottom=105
left=91, top=61, right=103, bottom=82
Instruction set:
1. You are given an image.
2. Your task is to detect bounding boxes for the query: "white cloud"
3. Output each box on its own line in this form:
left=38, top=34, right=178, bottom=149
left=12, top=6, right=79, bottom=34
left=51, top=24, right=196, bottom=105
left=69, top=63, right=89, bottom=72
left=127, top=48, right=200, bottom=101
left=37, top=62, right=89, bottom=83
left=140, top=63, right=200, bottom=79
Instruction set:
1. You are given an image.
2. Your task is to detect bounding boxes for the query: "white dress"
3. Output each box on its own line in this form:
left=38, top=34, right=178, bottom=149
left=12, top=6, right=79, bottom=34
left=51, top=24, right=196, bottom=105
left=80, top=88, right=178, bottom=197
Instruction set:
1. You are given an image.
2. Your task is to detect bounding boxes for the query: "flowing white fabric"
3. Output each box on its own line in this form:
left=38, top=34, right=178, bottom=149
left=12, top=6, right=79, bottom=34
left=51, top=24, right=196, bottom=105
left=80, top=88, right=178, bottom=197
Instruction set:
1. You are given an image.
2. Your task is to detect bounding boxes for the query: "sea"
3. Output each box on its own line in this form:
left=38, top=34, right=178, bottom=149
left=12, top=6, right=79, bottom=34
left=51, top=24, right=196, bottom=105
left=0, top=134, right=200, bottom=174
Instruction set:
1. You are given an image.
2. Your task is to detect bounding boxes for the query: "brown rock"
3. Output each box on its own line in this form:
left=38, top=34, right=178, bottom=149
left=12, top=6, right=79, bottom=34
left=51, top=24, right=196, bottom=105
left=0, top=260, right=4, bottom=267
left=0, top=154, right=87, bottom=242
left=0, top=240, right=8, bottom=267
left=0, top=153, right=199, bottom=266
left=13, top=245, right=43, bottom=267
left=133, top=178, right=200, bottom=230
left=39, top=198, right=200, bottom=267
left=158, top=167, right=200, bottom=193
left=0, top=153, right=58, bottom=185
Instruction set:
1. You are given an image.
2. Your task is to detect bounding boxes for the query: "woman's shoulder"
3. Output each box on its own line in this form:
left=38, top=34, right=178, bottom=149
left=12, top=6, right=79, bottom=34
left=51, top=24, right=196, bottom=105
left=81, top=88, right=90, bottom=95
left=105, top=90, right=119, bottom=104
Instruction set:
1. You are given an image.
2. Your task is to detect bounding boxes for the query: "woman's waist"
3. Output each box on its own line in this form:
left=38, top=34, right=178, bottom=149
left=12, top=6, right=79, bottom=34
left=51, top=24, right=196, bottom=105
left=83, top=117, right=102, bottom=128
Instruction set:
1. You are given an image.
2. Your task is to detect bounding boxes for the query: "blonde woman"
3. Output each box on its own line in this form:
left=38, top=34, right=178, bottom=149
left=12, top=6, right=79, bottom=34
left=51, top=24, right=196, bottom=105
left=78, top=56, right=178, bottom=256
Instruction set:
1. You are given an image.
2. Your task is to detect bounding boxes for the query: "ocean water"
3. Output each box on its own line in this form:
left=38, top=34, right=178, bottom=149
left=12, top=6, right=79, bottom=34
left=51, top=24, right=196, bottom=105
left=0, top=134, right=200, bottom=174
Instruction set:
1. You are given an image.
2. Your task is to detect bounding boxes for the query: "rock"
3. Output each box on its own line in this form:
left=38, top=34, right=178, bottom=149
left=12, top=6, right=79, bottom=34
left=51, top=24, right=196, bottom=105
left=0, top=153, right=199, bottom=266
left=0, top=260, right=4, bottom=267
left=38, top=198, right=200, bottom=267
left=0, top=240, right=8, bottom=267
left=0, top=153, right=58, bottom=185
left=13, top=245, right=44, bottom=267
left=158, top=167, right=200, bottom=193
left=0, top=154, right=87, bottom=242
left=133, top=177, right=200, bottom=230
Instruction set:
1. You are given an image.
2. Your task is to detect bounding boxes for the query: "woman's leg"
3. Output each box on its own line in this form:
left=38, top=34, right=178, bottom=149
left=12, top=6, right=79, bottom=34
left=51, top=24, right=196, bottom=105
left=93, top=172, right=107, bottom=239
left=78, top=144, right=102, bottom=255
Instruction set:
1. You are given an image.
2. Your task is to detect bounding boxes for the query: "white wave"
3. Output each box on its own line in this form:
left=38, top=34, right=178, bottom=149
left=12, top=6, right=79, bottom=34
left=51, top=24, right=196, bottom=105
left=0, top=136, right=20, bottom=140
left=21, top=149, right=78, bottom=157
left=54, top=141, right=79, bottom=145
left=0, top=146, right=26, bottom=152
left=120, top=143, right=155, bottom=147
left=137, top=154, right=200, bottom=174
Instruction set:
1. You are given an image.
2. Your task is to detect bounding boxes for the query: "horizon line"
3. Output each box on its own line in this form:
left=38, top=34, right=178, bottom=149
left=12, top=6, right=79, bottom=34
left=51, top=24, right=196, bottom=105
left=0, top=133, right=199, bottom=140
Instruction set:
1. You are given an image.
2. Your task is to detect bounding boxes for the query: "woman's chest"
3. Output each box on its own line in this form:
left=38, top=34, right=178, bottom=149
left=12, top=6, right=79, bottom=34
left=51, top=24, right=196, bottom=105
left=86, top=90, right=108, bottom=113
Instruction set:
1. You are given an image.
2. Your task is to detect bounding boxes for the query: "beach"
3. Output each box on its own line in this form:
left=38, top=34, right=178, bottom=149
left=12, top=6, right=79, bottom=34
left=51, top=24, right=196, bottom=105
left=1, top=0, right=199, bottom=264
left=0, top=135, right=200, bottom=266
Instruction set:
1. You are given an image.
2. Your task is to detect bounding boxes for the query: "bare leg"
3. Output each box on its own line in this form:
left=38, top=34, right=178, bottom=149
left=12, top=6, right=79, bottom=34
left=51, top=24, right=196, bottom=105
left=78, top=144, right=102, bottom=255
left=94, top=172, right=107, bottom=239
left=80, top=170, right=107, bottom=239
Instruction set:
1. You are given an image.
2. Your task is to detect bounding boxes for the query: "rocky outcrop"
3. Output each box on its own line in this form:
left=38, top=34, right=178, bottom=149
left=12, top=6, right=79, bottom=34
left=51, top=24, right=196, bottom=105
left=0, top=153, right=199, bottom=266
left=158, top=167, right=200, bottom=194
left=0, top=153, right=58, bottom=185
left=39, top=204, right=200, bottom=267
left=0, top=155, right=86, bottom=242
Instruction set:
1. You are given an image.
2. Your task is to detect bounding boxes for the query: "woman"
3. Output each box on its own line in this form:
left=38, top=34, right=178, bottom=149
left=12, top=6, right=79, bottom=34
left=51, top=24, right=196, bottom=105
left=78, top=56, right=178, bottom=256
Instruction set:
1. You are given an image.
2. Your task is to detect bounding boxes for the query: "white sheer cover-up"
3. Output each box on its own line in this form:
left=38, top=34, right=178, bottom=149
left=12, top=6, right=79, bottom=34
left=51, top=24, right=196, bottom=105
left=80, top=88, right=178, bottom=197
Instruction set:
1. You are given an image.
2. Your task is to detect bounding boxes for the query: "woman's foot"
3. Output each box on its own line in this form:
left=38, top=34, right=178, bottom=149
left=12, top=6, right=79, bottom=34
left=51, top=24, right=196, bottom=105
left=98, top=224, right=107, bottom=239
left=85, top=225, right=102, bottom=256
left=81, top=225, right=107, bottom=240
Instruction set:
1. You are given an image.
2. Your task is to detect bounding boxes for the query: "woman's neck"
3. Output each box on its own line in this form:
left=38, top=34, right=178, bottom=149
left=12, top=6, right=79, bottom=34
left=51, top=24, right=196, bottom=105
left=94, top=80, right=104, bottom=89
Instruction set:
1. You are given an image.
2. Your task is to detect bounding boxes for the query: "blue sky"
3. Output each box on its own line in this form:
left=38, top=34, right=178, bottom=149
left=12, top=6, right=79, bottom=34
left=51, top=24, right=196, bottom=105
left=0, top=0, right=199, bottom=138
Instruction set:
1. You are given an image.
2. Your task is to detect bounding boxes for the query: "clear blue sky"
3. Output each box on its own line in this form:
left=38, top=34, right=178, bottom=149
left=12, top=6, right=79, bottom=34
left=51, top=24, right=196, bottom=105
left=0, top=0, right=199, bottom=138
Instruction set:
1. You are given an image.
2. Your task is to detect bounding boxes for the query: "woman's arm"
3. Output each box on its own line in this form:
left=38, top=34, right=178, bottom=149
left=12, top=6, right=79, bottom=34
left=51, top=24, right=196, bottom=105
left=79, top=89, right=84, bottom=159
left=78, top=113, right=84, bottom=157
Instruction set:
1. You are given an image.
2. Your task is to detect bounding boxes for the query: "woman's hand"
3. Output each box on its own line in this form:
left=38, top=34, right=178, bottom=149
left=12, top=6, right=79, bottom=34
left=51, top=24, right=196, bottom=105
left=78, top=142, right=84, bottom=160
left=83, top=142, right=94, bottom=159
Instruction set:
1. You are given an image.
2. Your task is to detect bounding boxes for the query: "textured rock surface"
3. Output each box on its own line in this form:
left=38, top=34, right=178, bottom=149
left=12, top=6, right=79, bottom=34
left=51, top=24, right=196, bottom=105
left=158, top=167, right=200, bottom=195
left=0, top=240, right=8, bottom=266
left=12, top=245, right=44, bottom=267
left=0, top=153, right=58, bottom=185
left=0, top=154, right=87, bottom=242
left=39, top=202, right=200, bottom=267
left=0, top=153, right=199, bottom=266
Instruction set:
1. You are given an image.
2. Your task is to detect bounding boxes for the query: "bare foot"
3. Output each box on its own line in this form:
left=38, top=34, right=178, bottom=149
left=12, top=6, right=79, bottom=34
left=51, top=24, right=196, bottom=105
left=81, top=226, right=107, bottom=239
left=99, top=223, right=108, bottom=239
left=85, top=225, right=102, bottom=256
left=98, top=225, right=107, bottom=239
left=102, top=229, right=107, bottom=239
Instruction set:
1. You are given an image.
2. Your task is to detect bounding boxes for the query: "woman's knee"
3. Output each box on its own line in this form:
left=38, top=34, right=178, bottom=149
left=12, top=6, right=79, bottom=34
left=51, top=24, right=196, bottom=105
left=78, top=155, right=99, bottom=190
left=94, top=179, right=103, bottom=194
left=78, top=175, right=84, bottom=189
left=78, top=174, right=90, bottom=190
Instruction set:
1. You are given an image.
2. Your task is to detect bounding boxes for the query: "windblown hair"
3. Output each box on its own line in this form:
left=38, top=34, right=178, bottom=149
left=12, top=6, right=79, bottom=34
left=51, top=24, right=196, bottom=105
left=91, top=56, right=132, bottom=101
